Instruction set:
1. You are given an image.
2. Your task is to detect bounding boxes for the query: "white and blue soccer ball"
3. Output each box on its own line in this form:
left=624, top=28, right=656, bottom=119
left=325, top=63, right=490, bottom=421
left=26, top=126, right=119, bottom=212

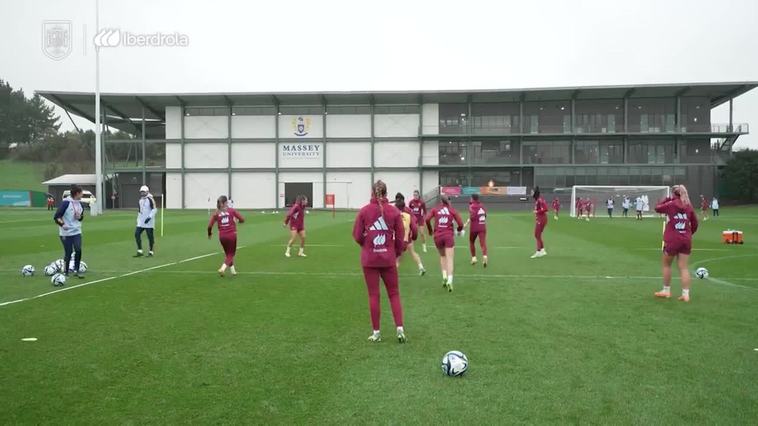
left=51, top=273, right=66, bottom=287
left=21, top=265, right=35, bottom=277
left=696, top=267, right=709, bottom=279
left=441, top=350, right=469, bottom=377
left=69, top=260, right=88, bottom=273
left=44, top=264, right=57, bottom=276
left=54, top=259, right=65, bottom=272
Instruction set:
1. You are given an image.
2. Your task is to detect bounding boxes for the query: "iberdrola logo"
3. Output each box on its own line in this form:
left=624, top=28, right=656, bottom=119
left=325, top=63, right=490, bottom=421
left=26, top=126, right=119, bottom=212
left=292, top=116, right=311, bottom=137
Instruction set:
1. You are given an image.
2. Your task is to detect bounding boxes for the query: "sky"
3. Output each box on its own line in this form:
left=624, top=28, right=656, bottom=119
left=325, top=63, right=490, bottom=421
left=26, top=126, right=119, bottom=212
left=1, top=0, right=757, bottom=148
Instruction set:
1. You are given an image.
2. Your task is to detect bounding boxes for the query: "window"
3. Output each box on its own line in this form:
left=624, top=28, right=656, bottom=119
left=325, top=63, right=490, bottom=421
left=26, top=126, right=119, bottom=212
left=679, top=97, right=709, bottom=132
left=439, top=140, right=468, bottom=165
left=523, top=141, right=570, bottom=164
left=575, top=100, right=624, bottom=133
left=628, top=98, right=676, bottom=133
left=439, top=171, right=468, bottom=186
left=326, top=105, right=371, bottom=114
left=679, top=139, right=710, bottom=163
left=470, top=140, right=520, bottom=165
left=232, top=106, right=276, bottom=116
left=524, top=101, right=570, bottom=134
left=374, top=105, right=420, bottom=114
left=470, top=103, right=520, bottom=134
left=627, top=140, right=675, bottom=164
left=439, top=103, right=468, bottom=135
left=574, top=141, right=599, bottom=164
left=185, top=107, right=228, bottom=116
left=471, top=169, right=522, bottom=186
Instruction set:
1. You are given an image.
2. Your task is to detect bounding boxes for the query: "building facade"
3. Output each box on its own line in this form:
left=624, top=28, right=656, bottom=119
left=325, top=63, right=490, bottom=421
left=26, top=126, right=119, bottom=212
left=40, top=82, right=755, bottom=209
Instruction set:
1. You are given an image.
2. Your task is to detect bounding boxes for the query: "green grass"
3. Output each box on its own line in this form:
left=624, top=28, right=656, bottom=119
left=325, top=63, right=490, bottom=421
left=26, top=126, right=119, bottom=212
left=0, top=159, right=47, bottom=192
left=1, top=206, right=757, bottom=424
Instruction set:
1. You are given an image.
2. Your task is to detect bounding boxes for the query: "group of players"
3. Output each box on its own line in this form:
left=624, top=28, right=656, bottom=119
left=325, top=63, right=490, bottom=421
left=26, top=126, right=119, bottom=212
left=54, top=178, right=699, bottom=343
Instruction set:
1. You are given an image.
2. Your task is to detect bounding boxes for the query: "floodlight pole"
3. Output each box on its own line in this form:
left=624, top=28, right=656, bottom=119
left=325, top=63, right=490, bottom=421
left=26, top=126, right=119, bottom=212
left=94, top=0, right=104, bottom=214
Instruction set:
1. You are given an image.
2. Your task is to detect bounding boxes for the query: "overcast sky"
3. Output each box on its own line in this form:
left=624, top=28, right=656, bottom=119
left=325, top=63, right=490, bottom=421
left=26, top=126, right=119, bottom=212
left=2, top=0, right=757, bottom=148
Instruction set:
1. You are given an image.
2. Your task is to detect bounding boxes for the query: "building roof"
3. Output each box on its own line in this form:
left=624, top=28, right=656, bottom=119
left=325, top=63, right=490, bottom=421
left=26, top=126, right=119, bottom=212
left=42, top=174, right=97, bottom=186
left=37, top=82, right=757, bottom=137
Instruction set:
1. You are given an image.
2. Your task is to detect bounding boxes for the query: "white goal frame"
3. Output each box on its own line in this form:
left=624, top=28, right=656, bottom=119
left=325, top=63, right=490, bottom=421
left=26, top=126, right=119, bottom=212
left=570, top=185, right=670, bottom=218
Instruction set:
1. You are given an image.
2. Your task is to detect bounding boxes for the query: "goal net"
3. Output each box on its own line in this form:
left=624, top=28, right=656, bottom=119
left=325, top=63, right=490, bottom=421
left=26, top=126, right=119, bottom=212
left=570, top=186, right=670, bottom=218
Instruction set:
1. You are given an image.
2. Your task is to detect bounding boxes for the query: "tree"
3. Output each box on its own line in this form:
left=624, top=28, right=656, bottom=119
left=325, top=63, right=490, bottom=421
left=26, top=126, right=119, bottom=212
left=720, top=149, right=758, bottom=203
left=0, top=79, right=60, bottom=144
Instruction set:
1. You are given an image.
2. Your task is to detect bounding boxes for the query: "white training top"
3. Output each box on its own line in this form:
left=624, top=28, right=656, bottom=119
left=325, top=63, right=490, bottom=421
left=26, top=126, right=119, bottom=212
left=711, top=198, right=719, bottom=209
left=606, top=199, right=614, bottom=209
left=635, top=198, right=645, bottom=210
left=137, top=195, right=158, bottom=228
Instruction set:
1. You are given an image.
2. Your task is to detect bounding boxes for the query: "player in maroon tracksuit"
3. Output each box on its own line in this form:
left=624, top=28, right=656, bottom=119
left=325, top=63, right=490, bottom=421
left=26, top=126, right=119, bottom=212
left=700, top=195, right=709, bottom=221
left=207, top=195, right=245, bottom=277
left=394, top=193, right=425, bottom=275
left=552, top=197, right=561, bottom=220
left=284, top=195, right=308, bottom=258
left=464, top=194, right=488, bottom=267
left=353, top=181, right=406, bottom=343
left=425, top=194, right=464, bottom=291
left=531, top=187, right=549, bottom=258
left=654, top=185, right=699, bottom=302
left=408, top=190, right=428, bottom=253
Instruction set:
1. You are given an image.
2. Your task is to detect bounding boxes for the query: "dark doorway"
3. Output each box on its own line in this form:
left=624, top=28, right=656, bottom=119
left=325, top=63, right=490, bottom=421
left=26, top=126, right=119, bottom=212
left=284, top=182, right=313, bottom=207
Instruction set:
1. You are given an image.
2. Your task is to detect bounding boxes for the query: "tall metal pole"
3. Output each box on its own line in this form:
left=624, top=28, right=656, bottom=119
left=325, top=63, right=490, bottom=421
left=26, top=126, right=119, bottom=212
left=94, top=0, right=103, bottom=213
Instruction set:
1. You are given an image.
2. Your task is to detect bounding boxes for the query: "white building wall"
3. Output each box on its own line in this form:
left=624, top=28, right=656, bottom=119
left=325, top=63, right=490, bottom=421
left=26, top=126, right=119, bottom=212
left=165, top=106, right=182, bottom=139
left=166, top=173, right=182, bottom=208
left=422, top=140, right=439, bottom=166
left=231, top=172, right=276, bottom=208
left=184, top=173, right=228, bottom=209
left=326, top=114, right=371, bottom=138
left=422, top=171, right=439, bottom=195
left=185, top=116, right=228, bottom=139
left=374, top=114, right=419, bottom=137
left=278, top=115, right=323, bottom=139
left=278, top=172, right=324, bottom=208
left=325, top=172, right=372, bottom=209
left=326, top=142, right=371, bottom=168
left=374, top=141, right=419, bottom=168
left=374, top=171, right=420, bottom=199
left=231, top=143, right=276, bottom=168
left=166, top=143, right=182, bottom=168
left=422, top=103, right=439, bottom=134
left=278, top=142, right=323, bottom=168
left=232, top=115, right=276, bottom=139
left=184, top=143, right=228, bottom=169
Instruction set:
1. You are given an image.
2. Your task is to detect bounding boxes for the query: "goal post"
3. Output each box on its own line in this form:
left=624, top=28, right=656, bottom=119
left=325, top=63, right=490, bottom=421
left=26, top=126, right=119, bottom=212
left=570, top=186, right=671, bottom=218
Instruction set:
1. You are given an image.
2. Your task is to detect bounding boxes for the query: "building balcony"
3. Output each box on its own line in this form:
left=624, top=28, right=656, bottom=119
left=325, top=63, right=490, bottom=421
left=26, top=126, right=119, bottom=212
left=423, top=122, right=749, bottom=137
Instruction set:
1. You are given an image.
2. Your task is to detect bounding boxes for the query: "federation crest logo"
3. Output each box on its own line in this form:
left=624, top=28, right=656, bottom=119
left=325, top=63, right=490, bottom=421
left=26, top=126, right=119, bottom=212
left=42, top=20, right=72, bottom=61
left=292, top=116, right=311, bottom=137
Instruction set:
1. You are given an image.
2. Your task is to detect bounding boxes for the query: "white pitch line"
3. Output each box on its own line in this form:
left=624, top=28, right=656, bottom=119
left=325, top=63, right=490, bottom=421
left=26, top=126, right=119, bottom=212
left=0, top=250, right=224, bottom=308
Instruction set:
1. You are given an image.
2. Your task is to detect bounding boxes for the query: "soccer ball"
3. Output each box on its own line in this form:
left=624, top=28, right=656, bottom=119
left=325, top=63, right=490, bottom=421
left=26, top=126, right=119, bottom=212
left=54, top=259, right=65, bottom=272
left=21, top=265, right=35, bottom=277
left=69, top=260, right=88, bottom=273
left=44, top=264, right=57, bottom=276
left=696, top=267, right=709, bottom=279
left=51, top=273, right=66, bottom=287
left=441, top=350, right=469, bottom=377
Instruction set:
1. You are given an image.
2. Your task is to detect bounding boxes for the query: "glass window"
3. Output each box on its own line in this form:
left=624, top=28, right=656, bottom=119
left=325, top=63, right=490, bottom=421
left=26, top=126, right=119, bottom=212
left=679, top=97, right=709, bottom=132
left=470, top=103, right=520, bottom=134
left=575, top=99, right=624, bottom=133
left=471, top=169, right=522, bottom=186
left=185, top=107, right=228, bottom=116
left=326, top=105, right=371, bottom=114
left=628, top=140, right=675, bottom=164
left=628, top=98, right=676, bottom=133
left=374, top=105, right=420, bottom=114
left=439, top=171, right=468, bottom=186
left=439, top=103, right=468, bottom=135
left=524, top=101, right=570, bottom=134
left=439, top=140, right=468, bottom=165
left=679, top=139, right=710, bottom=163
left=523, top=141, right=570, bottom=164
left=470, top=139, right=520, bottom=165
left=575, top=140, right=599, bottom=164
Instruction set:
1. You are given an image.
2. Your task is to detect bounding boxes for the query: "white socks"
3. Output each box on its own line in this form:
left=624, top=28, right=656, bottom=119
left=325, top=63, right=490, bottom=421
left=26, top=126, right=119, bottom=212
left=229, top=265, right=236, bottom=275
left=396, top=326, right=404, bottom=334
left=219, top=263, right=227, bottom=272
left=682, top=288, right=690, bottom=296
left=442, top=271, right=448, bottom=280
left=662, top=285, right=671, bottom=293
left=447, top=275, right=453, bottom=285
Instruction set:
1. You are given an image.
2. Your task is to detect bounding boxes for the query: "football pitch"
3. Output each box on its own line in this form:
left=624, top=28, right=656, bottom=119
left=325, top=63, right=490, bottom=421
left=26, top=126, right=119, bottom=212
left=1, top=207, right=757, bottom=424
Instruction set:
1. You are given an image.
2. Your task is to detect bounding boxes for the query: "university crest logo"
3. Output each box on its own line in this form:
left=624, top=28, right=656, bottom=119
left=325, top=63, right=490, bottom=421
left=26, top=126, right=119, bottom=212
left=292, top=116, right=311, bottom=137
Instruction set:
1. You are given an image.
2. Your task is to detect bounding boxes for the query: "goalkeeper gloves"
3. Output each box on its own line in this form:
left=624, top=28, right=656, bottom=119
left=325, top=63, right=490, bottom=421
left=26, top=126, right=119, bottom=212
left=144, top=218, right=151, bottom=224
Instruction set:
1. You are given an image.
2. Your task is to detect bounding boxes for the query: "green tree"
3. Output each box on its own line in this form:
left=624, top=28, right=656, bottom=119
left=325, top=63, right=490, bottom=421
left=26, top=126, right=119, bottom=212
left=0, top=79, right=60, bottom=144
left=720, top=149, right=758, bottom=202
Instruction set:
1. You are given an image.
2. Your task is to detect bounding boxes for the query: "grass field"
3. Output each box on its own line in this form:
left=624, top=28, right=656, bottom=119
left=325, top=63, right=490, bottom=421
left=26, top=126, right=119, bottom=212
left=0, top=160, right=47, bottom=192
left=1, top=206, right=757, bottom=424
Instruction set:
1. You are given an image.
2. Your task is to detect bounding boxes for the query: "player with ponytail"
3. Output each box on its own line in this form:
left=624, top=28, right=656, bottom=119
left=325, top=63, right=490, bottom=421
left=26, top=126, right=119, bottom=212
left=207, top=195, right=245, bottom=277
left=425, top=193, right=464, bottom=291
left=352, top=180, right=407, bottom=343
left=394, top=192, right=426, bottom=275
left=284, top=194, right=308, bottom=257
left=654, top=184, right=698, bottom=302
